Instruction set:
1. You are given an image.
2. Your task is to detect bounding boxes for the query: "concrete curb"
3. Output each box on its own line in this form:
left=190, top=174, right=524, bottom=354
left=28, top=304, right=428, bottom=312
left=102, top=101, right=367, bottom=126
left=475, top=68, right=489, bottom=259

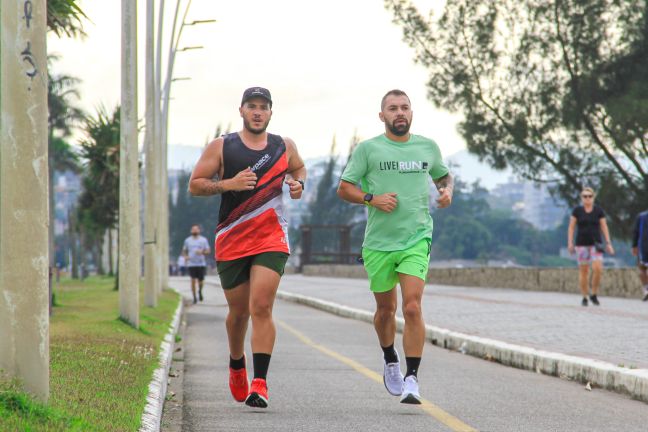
left=139, top=292, right=184, bottom=432
left=276, top=290, right=648, bottom=404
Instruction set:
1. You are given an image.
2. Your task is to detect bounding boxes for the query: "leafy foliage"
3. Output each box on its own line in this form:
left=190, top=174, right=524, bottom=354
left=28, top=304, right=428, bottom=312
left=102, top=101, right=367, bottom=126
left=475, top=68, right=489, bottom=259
left=385, top=0, right=648, bottom=238
left=431, top=179, right=572, bottom=266
left=49, top=59, right=84, bottom=173
left=47, top=0, right=88, bottom=38
left=76, top=107, right=121, bottom=271
left=301, top=135, right=366, bottom=257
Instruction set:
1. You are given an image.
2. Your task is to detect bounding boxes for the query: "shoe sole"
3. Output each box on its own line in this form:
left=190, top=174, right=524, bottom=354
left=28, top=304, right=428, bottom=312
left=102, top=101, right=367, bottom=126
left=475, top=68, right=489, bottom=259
left=245, top=392, right=268, bottom=408
left=400, top=393, right=422, bottom=405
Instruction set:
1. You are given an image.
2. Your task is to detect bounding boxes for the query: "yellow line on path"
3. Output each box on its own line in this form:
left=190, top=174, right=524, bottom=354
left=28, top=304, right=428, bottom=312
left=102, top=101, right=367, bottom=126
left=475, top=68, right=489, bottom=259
left=277, top=319, right=478, bottom=432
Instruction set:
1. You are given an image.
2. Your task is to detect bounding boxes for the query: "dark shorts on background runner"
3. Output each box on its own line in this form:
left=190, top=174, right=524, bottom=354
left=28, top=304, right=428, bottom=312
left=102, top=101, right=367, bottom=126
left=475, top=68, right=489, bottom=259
left=217, top=252, right=289, bottom=290
left=188, top=266, right=206, bottom=281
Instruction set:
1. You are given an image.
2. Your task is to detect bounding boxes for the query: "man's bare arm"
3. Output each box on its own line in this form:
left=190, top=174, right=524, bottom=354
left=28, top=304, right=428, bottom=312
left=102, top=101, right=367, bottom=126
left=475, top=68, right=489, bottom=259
left=189, top=138, right=227, bottom=196
left=284, top=137, right=307, bottom=181
left=433, top=173, right=454, bottom=194
left=433, top=173, right=454, bottom=208
left=189, top=138, right=258, bottom=195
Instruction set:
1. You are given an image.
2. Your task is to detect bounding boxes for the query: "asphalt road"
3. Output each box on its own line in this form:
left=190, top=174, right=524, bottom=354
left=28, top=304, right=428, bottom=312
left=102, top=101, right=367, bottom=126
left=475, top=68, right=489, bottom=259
left=171, top=280, right=648, bottom=432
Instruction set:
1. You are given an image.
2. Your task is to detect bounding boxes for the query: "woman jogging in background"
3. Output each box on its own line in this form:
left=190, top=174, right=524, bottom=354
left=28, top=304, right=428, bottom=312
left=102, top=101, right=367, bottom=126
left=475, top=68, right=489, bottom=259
left=567, top=187, right=614, bottom=306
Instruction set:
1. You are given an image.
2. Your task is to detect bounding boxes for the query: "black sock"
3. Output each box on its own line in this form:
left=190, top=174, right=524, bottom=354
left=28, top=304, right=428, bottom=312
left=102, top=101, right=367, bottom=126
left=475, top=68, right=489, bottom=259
left=405, top=357, right=421, bottom=378
left=229, top=355, right=245, bottom=370
left=381, top=344, right=398, bottom=364
left=252, top=353, right=271, bottom=380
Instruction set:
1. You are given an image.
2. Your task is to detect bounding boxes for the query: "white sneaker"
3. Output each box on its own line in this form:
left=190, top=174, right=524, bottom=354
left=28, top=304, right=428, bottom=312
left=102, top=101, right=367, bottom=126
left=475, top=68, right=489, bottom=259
left=400, top=375, right=422, bottom=404
left=383, top=351, right=404, bottom=396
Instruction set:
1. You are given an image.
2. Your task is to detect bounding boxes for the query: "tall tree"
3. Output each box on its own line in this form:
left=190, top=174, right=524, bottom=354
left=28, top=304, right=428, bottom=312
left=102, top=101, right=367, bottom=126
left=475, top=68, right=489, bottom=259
left=385, top=0, right=648, bottom=237
left=303, top=135, right=366, bottom=258
left=77, top=107, right=121, bottom=276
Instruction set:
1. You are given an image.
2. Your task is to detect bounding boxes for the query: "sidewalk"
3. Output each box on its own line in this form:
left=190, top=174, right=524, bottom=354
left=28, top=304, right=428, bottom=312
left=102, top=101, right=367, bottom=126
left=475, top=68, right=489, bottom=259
left=271, top=275, right=648, bottom=370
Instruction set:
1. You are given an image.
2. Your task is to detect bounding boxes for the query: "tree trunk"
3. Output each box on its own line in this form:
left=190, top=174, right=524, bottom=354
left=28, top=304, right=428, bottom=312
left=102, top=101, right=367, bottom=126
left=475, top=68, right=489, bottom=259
left=108, top=228, right=114, bottom=276
left=80, top=229, right=87, bottom=280
left=95, top=235, right=105, bottom=276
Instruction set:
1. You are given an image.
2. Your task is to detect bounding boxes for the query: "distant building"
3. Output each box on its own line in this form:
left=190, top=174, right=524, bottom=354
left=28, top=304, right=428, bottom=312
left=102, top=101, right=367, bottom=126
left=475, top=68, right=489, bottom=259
left=491, top=177, right=567, bottom=230
left=53, top=170, right=81, bottom=235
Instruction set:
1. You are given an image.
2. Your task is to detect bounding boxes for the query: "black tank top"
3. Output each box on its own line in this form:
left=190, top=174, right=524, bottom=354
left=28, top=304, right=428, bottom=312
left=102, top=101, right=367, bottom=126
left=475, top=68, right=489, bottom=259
left=218, top=132, right=287, bottom=225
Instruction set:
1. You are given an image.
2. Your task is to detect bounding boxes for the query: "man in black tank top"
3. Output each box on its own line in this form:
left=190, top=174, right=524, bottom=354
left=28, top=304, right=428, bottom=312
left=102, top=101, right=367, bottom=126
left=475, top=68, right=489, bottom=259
left=189, top=87, right=307, bottom=408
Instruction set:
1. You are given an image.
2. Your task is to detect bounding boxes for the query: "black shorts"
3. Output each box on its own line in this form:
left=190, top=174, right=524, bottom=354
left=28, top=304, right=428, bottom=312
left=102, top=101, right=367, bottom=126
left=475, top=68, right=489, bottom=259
left=188, top=266, right=206, bottom=281
left=217, top=252, right=289, bottom=290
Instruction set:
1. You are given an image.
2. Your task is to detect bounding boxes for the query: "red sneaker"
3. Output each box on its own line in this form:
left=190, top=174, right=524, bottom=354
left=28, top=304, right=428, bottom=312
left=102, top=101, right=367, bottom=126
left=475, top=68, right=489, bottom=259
left=245, top=378, right=269, bottom=408
left=229, top=366, right=249, bottom=402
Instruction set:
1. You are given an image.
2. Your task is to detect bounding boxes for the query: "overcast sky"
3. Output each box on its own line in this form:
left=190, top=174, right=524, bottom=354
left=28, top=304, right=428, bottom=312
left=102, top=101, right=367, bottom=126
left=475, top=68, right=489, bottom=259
left=47, top=0, right=465, bottom=160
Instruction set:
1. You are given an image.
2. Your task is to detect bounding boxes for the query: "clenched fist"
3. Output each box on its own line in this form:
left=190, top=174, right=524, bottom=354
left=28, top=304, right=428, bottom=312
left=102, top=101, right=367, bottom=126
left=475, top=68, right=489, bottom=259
left=285, top=179, right=303, bottom=199
left=371, top=193, right=398, bottom=213
left=228, top=167, right=257, bottom=191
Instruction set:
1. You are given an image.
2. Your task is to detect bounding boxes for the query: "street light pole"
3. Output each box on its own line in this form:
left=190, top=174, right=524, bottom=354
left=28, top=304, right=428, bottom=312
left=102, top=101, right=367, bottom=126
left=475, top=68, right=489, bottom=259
left=157, top=0, right=185, bottom=295
left=159, top=2, right=215, bottom=286
left=144, top=0, right=159, bottom=307
left=0, top=0, right=50, bottom=402
left=119, top=0, right=140, bottom=327
left=155, top=0, right=166, bottom=296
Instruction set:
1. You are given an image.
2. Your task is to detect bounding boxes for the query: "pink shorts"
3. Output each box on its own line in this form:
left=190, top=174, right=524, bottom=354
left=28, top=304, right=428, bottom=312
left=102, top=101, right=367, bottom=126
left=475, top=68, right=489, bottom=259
left=575, top=246, right=603, bottom=264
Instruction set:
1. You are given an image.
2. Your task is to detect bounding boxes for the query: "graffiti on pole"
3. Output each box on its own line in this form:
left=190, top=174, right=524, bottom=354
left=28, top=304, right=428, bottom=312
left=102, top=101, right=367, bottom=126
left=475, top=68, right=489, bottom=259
left=23, top=1, right=33, bottom=28
left=21, top=1, right=38, bottom=90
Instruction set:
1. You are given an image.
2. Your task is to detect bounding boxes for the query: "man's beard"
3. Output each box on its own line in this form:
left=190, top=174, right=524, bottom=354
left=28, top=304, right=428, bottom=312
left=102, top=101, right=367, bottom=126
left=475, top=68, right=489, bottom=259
left=243, top=118, right=269, bottom=135
left=387, top=118, right=410, bottom=136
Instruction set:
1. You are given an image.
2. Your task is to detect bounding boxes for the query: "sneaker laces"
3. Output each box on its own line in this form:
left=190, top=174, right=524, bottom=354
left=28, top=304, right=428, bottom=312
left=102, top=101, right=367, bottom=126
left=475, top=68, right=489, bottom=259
left=386, top=363, right=401, bottom=380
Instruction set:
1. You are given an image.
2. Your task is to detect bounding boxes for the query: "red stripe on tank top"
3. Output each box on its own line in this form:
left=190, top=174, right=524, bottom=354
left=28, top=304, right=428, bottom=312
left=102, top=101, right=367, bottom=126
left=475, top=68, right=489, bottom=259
left=215, top=208, right=289, bottom=261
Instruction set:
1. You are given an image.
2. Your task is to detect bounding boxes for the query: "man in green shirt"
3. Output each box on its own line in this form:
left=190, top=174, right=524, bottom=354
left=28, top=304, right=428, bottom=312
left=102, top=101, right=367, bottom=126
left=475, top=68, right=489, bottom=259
left=337, top=89, right=454, bottom=404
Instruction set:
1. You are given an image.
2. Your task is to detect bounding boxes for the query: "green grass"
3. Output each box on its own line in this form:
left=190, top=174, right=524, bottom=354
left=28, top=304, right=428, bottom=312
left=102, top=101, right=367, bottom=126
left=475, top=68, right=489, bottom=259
left=0, top=276, right=180, bottom=432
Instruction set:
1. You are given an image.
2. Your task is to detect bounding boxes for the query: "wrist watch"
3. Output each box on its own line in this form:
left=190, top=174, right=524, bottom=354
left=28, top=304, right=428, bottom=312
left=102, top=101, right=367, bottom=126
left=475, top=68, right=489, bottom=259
left=363, top=193, right=373, bottom=206
left=297, top=179, right=305, bottom=191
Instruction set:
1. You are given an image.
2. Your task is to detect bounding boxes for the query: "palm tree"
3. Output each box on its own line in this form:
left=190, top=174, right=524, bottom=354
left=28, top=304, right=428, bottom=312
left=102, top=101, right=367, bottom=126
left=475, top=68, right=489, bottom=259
left=47, top=0, right=87, bottom=37
left=77, top=107, right=121, bottom=276
left=48, top=59, right=84, bottom=279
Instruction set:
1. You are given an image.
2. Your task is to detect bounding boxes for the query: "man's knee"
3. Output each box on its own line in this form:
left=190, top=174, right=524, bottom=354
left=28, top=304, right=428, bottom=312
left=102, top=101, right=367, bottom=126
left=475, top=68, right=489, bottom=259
left=229, top=309, right=250, bottom=322
left=375, top=302, right=396, bottom=322
left=250, top=300, right=273, bottom=320
left=402, top=301, right=422, bottom=322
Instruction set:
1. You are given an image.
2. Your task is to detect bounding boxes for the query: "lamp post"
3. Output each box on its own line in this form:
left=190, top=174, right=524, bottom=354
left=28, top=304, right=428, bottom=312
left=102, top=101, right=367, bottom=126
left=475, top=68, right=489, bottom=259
left=144, top=0, right=159, bottom=307
left=158, top=0, right=215, bottom=292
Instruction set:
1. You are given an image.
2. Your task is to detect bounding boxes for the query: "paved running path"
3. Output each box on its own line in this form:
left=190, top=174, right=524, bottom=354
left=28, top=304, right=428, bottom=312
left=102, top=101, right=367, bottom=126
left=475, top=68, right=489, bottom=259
left=277, top=275, right=648, bottom=368
left=166, top=277, right=648, bottom=432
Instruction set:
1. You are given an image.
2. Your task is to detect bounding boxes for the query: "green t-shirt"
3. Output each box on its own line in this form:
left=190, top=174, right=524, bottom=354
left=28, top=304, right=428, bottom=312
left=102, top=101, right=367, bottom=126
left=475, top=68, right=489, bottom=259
left=341, top=134, right=449, bottom=251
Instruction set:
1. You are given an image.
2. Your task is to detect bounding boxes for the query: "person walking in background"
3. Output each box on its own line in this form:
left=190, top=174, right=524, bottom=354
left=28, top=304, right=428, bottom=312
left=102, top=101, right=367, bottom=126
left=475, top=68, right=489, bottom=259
left=338, top=89, right=453, bottom=404
left=632, top=209, right=648, bottom=301
left=178, top=254, right=187, bottom=277
left=567, top=187, right=614, bottom=306
left=182, top=224, right=211, bottom=304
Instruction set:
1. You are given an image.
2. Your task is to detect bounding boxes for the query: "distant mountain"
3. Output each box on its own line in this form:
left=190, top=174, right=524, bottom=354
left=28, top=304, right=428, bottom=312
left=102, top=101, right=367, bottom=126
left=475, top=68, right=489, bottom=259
left=169, top=145, right=514, bottom=190
left=168, top=145, right=333, bottom=172
left=168, top=145, right=204, bottom=170
left=446, top=149, right=514, bottom=189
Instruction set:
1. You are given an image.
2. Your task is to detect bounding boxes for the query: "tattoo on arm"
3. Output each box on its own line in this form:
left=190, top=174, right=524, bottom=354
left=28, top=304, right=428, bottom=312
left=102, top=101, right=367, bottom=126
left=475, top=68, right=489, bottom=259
left=191, top=179, right=228, bottom=196
left=434, top=174, right=454, bottom=192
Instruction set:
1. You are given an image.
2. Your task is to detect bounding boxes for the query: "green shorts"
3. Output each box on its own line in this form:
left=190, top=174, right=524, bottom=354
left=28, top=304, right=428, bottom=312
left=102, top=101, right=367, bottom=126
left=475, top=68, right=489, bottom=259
left=362, top=238, right=430, bottom=293
left=216, top=252, right=289, bottom=290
